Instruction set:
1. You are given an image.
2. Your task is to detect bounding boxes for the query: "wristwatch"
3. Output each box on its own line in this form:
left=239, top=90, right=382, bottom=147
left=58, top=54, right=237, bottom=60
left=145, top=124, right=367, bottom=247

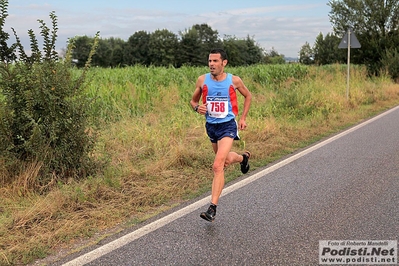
left=194, top=105, right=199, bottom=112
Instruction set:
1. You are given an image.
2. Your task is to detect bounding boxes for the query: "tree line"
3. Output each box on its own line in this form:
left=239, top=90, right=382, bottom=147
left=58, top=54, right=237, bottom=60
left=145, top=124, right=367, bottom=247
left=71, top=23, right=286, bottom=68
left=71, top=1, right=399, bottom=81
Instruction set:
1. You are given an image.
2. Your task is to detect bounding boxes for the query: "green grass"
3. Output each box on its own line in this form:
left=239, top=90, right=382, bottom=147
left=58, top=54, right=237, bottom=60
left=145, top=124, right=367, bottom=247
left=1, top=64, right=399, bottom=265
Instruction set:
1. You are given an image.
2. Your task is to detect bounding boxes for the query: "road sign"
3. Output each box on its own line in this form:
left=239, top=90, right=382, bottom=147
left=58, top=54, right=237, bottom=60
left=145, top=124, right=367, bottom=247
left=339, top=28, right=361, bottom=49
left=338, top=28, right=361, bottom=100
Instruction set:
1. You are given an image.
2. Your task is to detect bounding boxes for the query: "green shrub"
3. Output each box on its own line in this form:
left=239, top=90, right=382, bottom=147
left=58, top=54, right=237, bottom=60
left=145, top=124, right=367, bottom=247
left=381, top=48, right=399, bottom=82
left=0, top=0, right=99, bottom=186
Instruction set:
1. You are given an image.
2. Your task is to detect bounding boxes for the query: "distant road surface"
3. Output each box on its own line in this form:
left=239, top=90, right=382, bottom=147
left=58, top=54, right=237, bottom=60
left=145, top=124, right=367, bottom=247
left=56, top=105, right=399, bottom=266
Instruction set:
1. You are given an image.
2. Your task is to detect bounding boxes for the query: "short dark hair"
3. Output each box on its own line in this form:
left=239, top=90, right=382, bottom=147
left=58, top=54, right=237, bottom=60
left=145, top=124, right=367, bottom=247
left=210, top=48, right=228, bottom=61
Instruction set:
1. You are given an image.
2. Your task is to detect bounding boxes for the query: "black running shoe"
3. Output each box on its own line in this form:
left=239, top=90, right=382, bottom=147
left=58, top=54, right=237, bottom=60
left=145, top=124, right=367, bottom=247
left=200, top=205, right=216, bottom=222
left=240, top=151, right=251, bottom=174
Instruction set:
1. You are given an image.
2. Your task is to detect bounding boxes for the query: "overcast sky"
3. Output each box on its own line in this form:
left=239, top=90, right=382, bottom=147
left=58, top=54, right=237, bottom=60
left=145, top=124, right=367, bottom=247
left=4, top=0, right=333, bottom=58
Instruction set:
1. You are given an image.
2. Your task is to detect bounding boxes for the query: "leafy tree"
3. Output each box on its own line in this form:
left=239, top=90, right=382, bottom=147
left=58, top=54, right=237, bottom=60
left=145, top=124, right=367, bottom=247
left=222, top=35, right=244, bottom=67
left=328, top=0, right=399, bottom=76
left=74, top=37, right=125, bottom=68
left=178, top=24, right=222, bottom=66
left=193, top=24, right=221, bottom=50
left=92, top=38, right=112, bottom=67
left=329, top=0, right=399, bottom=35
left=381, top=47, right=399, bottom=81
left=108, top=37, right=125, bottom=67
left=264, top=47, right=285, bottom=64
left=244, top=35, right=265, bottom=64
left=193, top=23, right=222, bottom=61
left=148, top=29, right=179, bottom=67
left=124, top=30, right=151, bottom=66
left=71, top=35, right=93, bottom=67
left=299, top=42, right=314, bottom=65
left=179, top=27, right=204, bottom=66
left=222, top=35, right=264, bottom=66
left=313, top=32, right=346, bottom=65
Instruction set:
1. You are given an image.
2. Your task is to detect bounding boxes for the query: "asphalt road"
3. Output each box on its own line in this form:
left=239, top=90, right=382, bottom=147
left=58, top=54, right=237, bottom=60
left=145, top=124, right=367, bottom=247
left=57, top=106, right=399, bottom=266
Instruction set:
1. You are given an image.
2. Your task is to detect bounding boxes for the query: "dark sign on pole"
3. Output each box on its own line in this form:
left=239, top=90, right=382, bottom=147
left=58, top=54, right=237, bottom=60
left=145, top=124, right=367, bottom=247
left=338, top=28, right=361, bottom=100
left=339, top=28, right=361, bottom=49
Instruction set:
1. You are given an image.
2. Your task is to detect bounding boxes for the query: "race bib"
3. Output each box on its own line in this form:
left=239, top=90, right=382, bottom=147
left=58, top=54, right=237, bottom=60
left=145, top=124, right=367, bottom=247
left=206, top=96, right=228, bottom=118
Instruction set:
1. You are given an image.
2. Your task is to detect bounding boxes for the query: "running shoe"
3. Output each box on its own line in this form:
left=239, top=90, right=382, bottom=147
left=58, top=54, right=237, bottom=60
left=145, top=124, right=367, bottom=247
left=200, top=205, right=216, bottom=222
left=240, top=151, right=251, bottom=174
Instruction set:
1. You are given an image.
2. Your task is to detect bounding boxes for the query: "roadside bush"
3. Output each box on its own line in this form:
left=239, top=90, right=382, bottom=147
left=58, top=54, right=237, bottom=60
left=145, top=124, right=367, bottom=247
left=381, top=48, right=399, bottom=83
left=0, top=0, right=99, bottom=188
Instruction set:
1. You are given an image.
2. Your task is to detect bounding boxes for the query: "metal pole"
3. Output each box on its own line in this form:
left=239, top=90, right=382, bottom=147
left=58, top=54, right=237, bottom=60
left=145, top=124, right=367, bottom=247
left=346, top=28, right=351, bottom=100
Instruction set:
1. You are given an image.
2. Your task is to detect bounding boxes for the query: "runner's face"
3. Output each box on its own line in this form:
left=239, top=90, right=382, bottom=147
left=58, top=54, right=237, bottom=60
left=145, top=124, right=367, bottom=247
left=208, top=53, right=226, bottom=76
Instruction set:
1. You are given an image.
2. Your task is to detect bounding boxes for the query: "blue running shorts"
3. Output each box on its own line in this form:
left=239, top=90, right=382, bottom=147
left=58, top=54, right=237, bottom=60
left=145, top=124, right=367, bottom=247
left=205, top=119, right=240, bottom=143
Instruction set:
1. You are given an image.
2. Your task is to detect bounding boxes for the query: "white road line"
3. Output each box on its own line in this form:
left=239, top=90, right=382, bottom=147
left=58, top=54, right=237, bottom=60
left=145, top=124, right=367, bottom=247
left=63, top=105, right=399, bottom=266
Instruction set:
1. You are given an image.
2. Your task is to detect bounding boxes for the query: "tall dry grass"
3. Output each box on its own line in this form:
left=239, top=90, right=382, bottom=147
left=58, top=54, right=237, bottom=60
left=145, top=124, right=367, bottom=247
left=1, top=64, right=399, bottom=265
